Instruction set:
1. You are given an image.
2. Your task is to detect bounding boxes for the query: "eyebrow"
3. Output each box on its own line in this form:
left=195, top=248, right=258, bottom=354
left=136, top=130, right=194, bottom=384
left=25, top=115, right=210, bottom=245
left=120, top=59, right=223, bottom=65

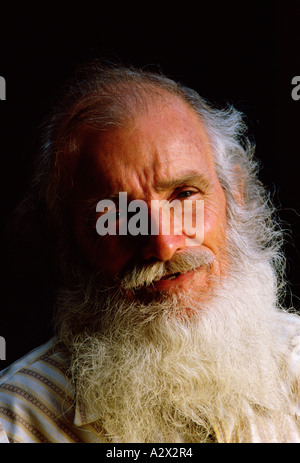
left=83, top=171, right=212, bottom=211
left=154, top=171, right=212, bottom=192
left=84, top=193, right=120, bottom=210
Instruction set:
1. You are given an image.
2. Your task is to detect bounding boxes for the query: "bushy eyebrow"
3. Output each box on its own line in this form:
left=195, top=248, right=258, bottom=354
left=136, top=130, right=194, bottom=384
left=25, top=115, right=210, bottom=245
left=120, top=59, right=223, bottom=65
left=154, top=171, right=211, bottom=192
left=84, top=194, right=120, bottom=210
left=83, top=171, right=211, bottom=211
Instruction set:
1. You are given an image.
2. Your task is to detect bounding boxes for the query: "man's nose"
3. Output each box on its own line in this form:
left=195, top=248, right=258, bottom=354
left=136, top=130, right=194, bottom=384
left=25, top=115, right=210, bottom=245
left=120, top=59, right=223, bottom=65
left=140, top=208, right=186, bottom=262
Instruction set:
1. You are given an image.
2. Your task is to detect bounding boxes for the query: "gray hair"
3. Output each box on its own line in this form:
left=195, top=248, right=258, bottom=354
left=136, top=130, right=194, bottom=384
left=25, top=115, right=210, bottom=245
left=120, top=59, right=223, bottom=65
left=8, top=61, right=285, bottom=296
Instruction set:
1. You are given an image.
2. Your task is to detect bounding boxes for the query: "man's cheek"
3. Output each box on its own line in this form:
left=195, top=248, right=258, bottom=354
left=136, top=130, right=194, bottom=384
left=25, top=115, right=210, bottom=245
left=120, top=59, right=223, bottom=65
left=203, top=206, right=220, bottom=236
left=90, top=237, right=134, bottom=277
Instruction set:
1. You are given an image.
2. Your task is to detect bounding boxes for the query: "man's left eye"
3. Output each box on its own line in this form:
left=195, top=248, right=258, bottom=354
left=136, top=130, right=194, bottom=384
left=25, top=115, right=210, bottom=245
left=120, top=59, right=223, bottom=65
left=177, top=190, right=196, bottom=199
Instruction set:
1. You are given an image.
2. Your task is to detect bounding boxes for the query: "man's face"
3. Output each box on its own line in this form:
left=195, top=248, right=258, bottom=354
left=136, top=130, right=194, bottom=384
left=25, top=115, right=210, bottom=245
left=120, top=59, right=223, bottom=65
left=72, top=98, right=228, bottom=297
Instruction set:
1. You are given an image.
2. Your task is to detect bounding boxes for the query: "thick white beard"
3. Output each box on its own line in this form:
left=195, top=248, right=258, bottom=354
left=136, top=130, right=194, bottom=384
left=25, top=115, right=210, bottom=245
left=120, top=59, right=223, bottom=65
left=57, top=254, right=295, bottom=443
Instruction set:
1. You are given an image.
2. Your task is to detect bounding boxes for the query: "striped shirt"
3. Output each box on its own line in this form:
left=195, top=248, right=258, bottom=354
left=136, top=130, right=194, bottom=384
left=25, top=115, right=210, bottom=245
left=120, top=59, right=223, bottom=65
left=0, top=339, right=105, bottom=443
left=0, top=312, right=300, bottom=443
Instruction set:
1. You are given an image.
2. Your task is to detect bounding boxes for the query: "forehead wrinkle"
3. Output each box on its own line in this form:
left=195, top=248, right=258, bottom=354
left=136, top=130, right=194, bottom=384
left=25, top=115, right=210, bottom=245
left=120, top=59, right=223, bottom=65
left=148, top=140, right=212, bottom=191
left=93, top=166, right=154, bottom=203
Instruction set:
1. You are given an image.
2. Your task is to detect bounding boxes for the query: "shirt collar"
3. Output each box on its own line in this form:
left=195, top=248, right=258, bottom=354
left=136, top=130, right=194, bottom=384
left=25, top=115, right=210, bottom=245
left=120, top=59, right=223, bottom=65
left=73, top=396, right=101, bottom=427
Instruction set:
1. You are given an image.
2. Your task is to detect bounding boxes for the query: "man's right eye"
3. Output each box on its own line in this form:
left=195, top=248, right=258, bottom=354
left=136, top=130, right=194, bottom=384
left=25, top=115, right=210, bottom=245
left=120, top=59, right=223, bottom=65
left=103, top=209, right=122, bottom=221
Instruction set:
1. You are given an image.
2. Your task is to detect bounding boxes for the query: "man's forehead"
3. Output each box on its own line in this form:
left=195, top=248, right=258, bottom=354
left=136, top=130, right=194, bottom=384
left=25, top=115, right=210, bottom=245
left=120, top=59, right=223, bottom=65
left=75, top=99, right=215, bottom=196
left=78, top=95, right=211, bottom=151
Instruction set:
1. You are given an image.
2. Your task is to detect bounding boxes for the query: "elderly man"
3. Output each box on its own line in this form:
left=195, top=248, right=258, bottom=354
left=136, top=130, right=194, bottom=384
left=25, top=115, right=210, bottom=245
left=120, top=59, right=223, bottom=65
left=0, top=63, right=300, bottom=443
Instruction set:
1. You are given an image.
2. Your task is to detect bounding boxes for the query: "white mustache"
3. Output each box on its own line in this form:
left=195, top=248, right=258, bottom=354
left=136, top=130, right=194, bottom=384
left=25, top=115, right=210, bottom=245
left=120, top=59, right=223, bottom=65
left=119, top=249, right=214, bottom=290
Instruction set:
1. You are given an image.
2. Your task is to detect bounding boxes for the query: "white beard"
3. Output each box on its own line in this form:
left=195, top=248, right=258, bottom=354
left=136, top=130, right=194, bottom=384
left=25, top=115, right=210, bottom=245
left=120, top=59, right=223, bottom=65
left=55, top=248, right=297, bottom=442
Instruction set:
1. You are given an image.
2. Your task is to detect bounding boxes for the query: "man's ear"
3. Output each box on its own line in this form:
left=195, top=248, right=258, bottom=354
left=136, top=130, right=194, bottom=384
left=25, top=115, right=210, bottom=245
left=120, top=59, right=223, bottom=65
left=232, top=164, right=244, bottom=207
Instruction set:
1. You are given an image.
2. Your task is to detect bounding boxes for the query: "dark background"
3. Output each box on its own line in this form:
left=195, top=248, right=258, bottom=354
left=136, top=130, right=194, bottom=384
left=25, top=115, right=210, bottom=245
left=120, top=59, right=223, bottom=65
left=0, top=1, right=299, bottom=369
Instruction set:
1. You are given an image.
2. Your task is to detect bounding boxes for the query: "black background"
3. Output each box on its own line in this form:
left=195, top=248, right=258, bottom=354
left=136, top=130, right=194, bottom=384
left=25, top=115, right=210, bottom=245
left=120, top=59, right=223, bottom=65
left=0, top=1, right=299, bottom=369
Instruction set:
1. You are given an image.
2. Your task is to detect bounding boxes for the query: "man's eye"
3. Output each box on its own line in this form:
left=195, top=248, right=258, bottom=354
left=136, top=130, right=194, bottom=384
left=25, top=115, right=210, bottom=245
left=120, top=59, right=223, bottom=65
left=111, top=210, right=134, bottom=221
left=177, top=190, right=196, bottom=199
left=112, top=211, right=124, bottom=221
left=98, top=209, right=122, bottom=221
